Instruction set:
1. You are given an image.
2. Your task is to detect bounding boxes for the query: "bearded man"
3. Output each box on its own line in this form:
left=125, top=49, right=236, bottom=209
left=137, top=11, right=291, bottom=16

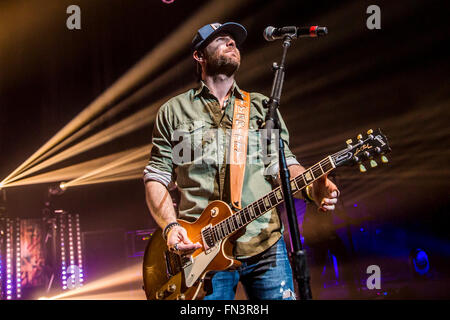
left=143, top=22, right=339, bottom=300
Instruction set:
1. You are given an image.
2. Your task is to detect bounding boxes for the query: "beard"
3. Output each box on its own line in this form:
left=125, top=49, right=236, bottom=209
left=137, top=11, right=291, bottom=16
left=204, top=49, right=241, bottom=77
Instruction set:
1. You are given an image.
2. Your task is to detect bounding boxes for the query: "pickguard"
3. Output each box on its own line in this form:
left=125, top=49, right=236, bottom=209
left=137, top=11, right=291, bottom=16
left=183, top=240, right=222, bottom=287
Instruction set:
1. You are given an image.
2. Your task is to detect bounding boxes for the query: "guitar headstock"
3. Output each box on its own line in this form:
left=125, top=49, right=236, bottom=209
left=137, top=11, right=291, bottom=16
left=333, top=129, right=391, bottom=172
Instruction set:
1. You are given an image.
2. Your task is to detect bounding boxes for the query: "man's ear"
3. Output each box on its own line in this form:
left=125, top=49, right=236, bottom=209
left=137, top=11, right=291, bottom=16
left=193, top=50, right=204, bottom=63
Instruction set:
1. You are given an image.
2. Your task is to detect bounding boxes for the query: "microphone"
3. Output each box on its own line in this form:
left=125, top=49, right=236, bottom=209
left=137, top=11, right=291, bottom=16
left=263, top=25, right=328, bottom=41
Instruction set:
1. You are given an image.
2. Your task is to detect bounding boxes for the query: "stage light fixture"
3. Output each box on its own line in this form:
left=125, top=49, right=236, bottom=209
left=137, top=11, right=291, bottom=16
left=15, top=219, right=21, bottom=299
left=5, top=220, right=12, bottom=300
left=48, top=183, right=65, bottom=196
left=410, top=248, right=430, bottom=276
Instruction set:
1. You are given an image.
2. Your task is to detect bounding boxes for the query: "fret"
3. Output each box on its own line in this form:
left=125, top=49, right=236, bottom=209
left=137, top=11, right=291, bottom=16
left=303, top=169, right=314, bottom=184
left=275, top=188, right=283, bottom=201
left=269, top=192, right=278, bottom=207
left=249, top=205, right=255, bottom=219
left=213, top=227, right=219, bottom=242
left=228, top=219, right=233, bottom=234
left=323, top=157, right=334, bottom=172
left=231, top=215, right=237, bottom=231
left=236, top=213, right=242, bottom=228
left=227, top=219, right=233, bottom=234
left=258, top=200, right=266, bottom=214
left=290, top=180, right=298, bottom=192
left=295, top=175, right=305, bottom=190
left=221, top=222, right=228, bottom=236
left=217, top=224, right=223, bottom=239
left=273, top=192, right=281, bottom=206
left=225, top=219, right=231, bottom=234
left=227, top=218, right=233, bottom=232
left=221, top=223, right=227, bottom=237
left=310, top=165, right=319, bottom=179
left=244, top=209, right=251, bottom=223
left=263, top=196, right=271, bottom=208
left=239, top=211, right=245, bottom=226
left=318, top=161, right=324, bottom=175
left=301, top=173, right=308, bottom=188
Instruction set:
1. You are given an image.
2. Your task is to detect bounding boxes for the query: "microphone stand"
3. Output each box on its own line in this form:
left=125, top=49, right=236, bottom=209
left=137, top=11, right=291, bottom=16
left=263, top=35, right=312, bottom=300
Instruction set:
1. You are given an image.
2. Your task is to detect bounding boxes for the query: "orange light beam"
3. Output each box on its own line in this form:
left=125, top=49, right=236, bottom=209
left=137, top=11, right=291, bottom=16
left=1, top=0, right=250, bottom=185
left=63, top=144, right=151, bottom=188
left=1, top=149, right=135, bottom=188
left=43, top=263, right=143, bottom=300
left=22, top=59, right=191, bottom=174
left=3, top=99, right=161, bottom=185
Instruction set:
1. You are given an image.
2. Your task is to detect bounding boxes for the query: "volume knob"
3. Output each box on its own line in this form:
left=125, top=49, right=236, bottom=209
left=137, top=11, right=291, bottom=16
left=156, top=291, right=165, bottom=300
left=167, top=284, right=177, bottom=293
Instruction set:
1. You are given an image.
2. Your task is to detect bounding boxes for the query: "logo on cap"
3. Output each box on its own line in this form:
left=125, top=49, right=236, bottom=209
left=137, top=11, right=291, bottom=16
left=210, top=23, right=221, bottom=30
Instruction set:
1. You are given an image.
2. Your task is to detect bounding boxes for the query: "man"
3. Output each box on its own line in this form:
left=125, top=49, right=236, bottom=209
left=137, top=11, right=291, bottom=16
left=143, top=22, right=339, bottom=300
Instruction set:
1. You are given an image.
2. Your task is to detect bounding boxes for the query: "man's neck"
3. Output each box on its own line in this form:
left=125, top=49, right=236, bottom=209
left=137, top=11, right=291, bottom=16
left=203, top=74, right=235, bottom=108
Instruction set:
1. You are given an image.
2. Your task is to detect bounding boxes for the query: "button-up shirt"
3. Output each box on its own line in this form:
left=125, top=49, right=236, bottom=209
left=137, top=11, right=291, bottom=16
left=144, top=81, right=300, bottom=258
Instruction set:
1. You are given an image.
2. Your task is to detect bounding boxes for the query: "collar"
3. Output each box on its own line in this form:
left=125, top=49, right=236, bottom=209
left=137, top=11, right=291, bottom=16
left=194, top=80, right=244, bottom=100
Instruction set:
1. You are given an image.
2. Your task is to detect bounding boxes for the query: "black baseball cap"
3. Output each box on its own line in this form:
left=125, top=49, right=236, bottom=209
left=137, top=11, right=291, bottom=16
left=191, top=22, right=247, bottom=51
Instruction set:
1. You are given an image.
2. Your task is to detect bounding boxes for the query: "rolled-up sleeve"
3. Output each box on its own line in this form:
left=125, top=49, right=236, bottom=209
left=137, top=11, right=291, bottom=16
left=143, top=104, right=174, bottom=187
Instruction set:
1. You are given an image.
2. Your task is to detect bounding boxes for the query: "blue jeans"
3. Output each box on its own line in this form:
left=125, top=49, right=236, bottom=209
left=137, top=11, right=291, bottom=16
left=203, top=236, right=296, bottom=300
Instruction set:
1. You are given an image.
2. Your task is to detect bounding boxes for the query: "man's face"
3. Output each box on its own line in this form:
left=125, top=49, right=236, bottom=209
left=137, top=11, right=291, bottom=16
left=201, top=32, right=241, bottom=76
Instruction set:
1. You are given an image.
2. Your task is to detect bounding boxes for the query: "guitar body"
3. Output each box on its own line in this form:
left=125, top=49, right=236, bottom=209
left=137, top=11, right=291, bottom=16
left=142, top=200, right=241, bottom=300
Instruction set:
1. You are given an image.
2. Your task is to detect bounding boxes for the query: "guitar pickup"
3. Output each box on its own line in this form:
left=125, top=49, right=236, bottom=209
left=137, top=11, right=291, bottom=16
left=201, top=224, right=215, bottom=253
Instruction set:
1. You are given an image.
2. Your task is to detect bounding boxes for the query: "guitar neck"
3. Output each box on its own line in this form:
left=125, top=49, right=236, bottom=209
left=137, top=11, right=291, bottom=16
left=211, top=154, right=340, bottom=242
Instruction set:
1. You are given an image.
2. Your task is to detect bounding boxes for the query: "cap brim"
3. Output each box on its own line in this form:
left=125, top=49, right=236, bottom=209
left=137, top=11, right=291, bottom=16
left=194, top=22, right=247, bottom=51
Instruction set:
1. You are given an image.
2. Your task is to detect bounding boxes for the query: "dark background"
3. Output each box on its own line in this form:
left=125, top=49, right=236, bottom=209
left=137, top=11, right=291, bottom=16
left=0, top=0, right=449, bottom=299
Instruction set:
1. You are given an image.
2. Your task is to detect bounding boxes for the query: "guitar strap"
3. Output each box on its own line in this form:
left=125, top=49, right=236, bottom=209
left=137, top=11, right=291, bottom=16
left=229, top=90, right=251, bottom=210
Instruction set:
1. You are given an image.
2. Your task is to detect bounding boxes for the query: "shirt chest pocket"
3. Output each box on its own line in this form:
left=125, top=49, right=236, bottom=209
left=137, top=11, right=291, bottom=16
left=171, top=121, right=219, bottom=166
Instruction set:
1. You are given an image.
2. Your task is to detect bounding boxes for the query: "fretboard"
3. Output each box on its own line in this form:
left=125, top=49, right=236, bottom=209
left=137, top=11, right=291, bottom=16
left=211, top=154, right=340, bottom=242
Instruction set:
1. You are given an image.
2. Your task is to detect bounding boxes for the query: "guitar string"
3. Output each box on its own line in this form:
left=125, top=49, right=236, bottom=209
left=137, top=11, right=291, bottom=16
left=178, top=147, right=359, bottom=244
left=187, top=140, right=384, bottom=242
left=184, top=153, right=342, bottom=244
left=182, top=154, right=341, bottom=244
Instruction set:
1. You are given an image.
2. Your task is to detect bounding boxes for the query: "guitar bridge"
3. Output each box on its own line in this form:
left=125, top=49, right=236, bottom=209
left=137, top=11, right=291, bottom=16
left=164, top=250, right=182, bottom=277
left=164, top=250, right=193, bottom=277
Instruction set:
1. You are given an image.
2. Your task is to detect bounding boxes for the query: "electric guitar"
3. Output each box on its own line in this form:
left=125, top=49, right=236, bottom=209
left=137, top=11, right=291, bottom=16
left=142, top=128, right=391, bottom=300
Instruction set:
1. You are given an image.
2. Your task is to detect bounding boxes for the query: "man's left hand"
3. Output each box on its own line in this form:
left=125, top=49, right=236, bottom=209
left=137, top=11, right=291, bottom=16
left=311, top=174, right=340, bottom=212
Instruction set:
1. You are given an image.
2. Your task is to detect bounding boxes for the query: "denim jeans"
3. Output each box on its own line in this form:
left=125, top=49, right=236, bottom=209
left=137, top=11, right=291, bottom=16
left=203, top=236, right=296, bottom=300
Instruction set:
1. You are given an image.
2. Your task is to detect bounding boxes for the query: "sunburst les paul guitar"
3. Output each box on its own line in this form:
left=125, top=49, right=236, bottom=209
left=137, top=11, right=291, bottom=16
left=142, top=128, right=391, bottom=300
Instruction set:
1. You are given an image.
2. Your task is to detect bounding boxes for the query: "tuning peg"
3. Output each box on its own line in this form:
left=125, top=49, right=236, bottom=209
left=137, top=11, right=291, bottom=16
left=381, top=155, right=389, bottom=163
left=367, top=129, right=373, bottom=135
left=357, top=134, right=363, bottom=140
left=370, top=160, right=378, bottom=168
left=359, top=164, right=367, bottom=173
left=346, top=139, right=353, bottom=145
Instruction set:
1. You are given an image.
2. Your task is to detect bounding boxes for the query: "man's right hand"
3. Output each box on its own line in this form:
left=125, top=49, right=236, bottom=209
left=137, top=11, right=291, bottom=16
left=166, top=225, right=202, bottom=255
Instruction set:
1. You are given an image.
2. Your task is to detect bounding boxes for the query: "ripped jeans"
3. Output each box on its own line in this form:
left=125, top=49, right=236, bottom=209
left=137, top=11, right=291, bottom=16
left=203, top=236, right=296, bottom=300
